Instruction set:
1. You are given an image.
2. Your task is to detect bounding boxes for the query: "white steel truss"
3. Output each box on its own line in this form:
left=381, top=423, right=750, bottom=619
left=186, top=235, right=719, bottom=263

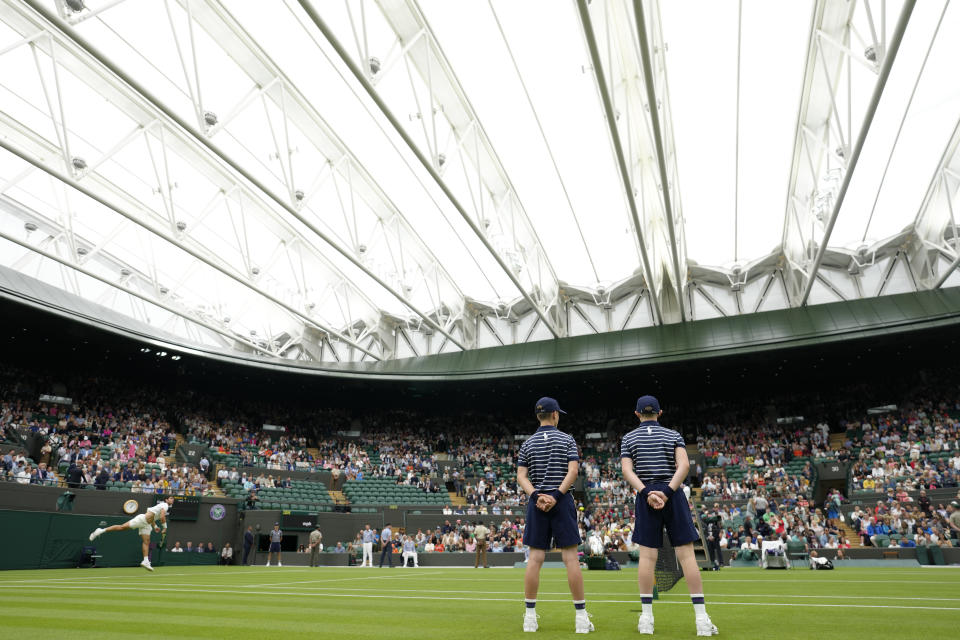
left=781, top=0, right=915, bottom=306
left=296, top=0, right=566, bottom=338
left=0, top=0, right=957, bottom=367
left=576, top=0, right=688, bottom=324
left=909, top=113, right=960, bottom=289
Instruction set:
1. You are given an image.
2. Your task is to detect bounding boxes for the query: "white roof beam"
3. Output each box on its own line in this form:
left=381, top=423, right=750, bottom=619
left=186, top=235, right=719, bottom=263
left=910, top=112, right=960, bottom=289
left=798, top=0, right=915, bottom=305
left=184, top=1, right=468, bottom=327
left=631, top=0, right=688, bottom=321
left=574, top=0, right=664, bottom=325
left=18, top=0, right=466, bottom=352
left=779, top=0, right=916, bottom=307
left=295, top=0, right=564, bottom=339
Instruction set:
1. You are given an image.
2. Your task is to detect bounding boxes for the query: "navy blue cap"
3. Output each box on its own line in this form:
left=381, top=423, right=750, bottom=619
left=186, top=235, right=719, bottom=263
left=636, top=395, right=661, bottom=414
left=535, top=397, right=566, bottom=415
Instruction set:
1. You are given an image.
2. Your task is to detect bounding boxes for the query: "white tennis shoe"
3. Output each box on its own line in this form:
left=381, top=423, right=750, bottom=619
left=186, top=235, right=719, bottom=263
left=89, top=528, right=104, bottom=541
left=140, top=559, right=153, bottom=572
left=522, top=611, right=539, bottom=632
left=696, top=615, right=719, bottom=636
left=637, top=615, right=654, bottom=634
left=575, top=611, right=594, bottom=633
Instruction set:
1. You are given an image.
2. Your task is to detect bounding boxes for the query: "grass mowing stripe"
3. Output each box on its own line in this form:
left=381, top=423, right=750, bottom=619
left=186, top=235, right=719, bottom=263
left=4, top=567, right=958, bottom=639
left=9, top=582, right=960, bottom=611
left=12, top=581, right=955, bottom=601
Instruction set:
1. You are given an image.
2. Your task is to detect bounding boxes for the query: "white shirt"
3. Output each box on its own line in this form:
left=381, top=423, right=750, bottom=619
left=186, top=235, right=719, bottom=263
left=146, top=502, right=169, bottom=522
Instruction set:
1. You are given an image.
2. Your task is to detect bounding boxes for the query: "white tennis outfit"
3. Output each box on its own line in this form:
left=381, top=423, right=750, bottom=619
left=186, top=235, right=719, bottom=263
left=127, top=502, right=168, bottom=536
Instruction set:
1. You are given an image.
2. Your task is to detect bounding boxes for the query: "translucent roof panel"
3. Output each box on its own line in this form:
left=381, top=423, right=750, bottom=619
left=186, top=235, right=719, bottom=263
left=832, top=0, right=960, bottom=248
left=1, top=0, right=958, bottom=364
left=661, top=0, right=813, bottom=268
left=421, top=0, right=637, bottom=287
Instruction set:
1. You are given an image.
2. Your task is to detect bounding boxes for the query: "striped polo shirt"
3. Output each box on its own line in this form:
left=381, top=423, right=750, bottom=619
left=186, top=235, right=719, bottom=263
left=517, top=425, right=579, bottom=491
left=620, top=421, right=685, bottom=484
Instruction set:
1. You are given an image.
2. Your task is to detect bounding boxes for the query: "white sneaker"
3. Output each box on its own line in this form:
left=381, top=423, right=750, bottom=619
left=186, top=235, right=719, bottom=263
left=523, top=612, right=539, bottom=632
left=265, top=563, right=271, bottom=567
left=277, top=563, right=282, bottom=567
left=89, top=528, right=104, bottom=541
left=638, top=615, right=654, bottom=634
left=575, top=611, right=594, bottom=634
left=696, top=615, right=719, bottom=636
left=140, top=559, right=154, bottom=572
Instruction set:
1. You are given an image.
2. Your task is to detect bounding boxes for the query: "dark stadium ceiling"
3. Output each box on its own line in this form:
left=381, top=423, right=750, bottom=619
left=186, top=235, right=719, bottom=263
left=0, top=0, right=959, bottom=365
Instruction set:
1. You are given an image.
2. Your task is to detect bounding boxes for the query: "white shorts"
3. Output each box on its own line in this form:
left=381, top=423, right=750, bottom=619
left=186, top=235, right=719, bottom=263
left=127, top=514, right=152, bottom=536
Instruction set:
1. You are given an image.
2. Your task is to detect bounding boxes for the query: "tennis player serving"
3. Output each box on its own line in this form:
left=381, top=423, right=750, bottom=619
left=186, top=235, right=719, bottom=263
left=89, top=495, right=174, bottom=571
left=620, top=396, right=718, bottom=636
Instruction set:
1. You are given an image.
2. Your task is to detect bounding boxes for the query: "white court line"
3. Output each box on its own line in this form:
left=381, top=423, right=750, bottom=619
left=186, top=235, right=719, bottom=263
left=0, top=568, right=319, bottom=584
left=322, top=576, right=960, bottom=585
left=0, top=583, right=956, bottom=611
left=243, top=571, right=455, bottom=588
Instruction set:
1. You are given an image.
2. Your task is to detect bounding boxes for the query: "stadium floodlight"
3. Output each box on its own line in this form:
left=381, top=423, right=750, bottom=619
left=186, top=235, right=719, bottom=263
left=251, top=266, right=260, bottom=276
left=294, top=189, right=305, bottom=202
left=867, top=404, right=898, bottom=415
left=157, top=351, right=167, bottom=357
left=24, top=221, right=38, bottom=232
left=76, top=247, right=88, bottom=256
left=139, top=347, right=150, bottom=353
left=120, top=268, right=131, bottom=277
left=368, top=56, right=381, bottom=75
left=159, top=286, right=169, bottom=295
left=70, top=156, right=87, bottom=172
left=170, top=355, right=181, bottom=361
left=203, top=111, right=218, bottom=127
left=64, top=0, right=84, bottom=13
left=176, top=221, right=187, bottom=232
left=864, top=45, right=877, bottom=63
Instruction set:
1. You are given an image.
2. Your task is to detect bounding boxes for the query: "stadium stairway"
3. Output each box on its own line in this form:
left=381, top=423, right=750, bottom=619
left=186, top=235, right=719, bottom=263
left=448, top=491, right=466, bottom=507
left=829, top=433, right=845, bottom=450
left=839, top=520, right=863, bottom=547
left=171, top=433, right=186, bottom=459
left=208, top=471, right=226, bottom=498
left=329, top=489, right=347, bottom=505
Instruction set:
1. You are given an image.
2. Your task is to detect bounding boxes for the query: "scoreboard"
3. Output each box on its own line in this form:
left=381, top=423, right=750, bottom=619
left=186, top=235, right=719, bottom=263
left=282, top=513, right=318, bottom=530
left=168, top=495, right=201, bottom=521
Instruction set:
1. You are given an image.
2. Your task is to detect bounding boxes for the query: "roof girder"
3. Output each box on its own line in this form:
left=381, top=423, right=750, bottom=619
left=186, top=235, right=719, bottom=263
left=294, top=0, right=565, bottom=339
left=780, top=0, right=916, bottom=306
left=18, top=0, right=469, bottom=353
left=574, top=0, right=666, bottom=324
left=178, top=0, right=470, bottom=332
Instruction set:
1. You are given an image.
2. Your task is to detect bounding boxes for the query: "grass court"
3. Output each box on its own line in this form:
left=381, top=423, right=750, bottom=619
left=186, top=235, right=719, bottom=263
left=0, top=566, right=957, bottom=638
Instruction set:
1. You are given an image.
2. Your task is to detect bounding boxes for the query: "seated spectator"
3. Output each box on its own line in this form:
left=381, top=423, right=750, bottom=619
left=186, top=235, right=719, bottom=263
left=219, top=543, right=233, bottom=565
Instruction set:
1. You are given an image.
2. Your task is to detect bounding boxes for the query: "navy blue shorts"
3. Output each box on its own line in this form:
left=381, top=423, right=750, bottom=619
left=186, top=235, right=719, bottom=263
left=269, top=542, right=281, bottom=553
left=523, top=491, right=581, bottom=550
left=632, top=483, right=698, bottom=548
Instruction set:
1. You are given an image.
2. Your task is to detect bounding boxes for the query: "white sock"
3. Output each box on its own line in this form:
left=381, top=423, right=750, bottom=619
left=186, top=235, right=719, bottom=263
left=640, top=594, right=653, bottom=617
left=691, top=593, right=706, bottom=616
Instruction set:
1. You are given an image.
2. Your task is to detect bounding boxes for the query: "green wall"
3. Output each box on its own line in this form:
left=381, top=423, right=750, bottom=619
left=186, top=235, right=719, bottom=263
left=0, top=510, right=144, bottom=570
